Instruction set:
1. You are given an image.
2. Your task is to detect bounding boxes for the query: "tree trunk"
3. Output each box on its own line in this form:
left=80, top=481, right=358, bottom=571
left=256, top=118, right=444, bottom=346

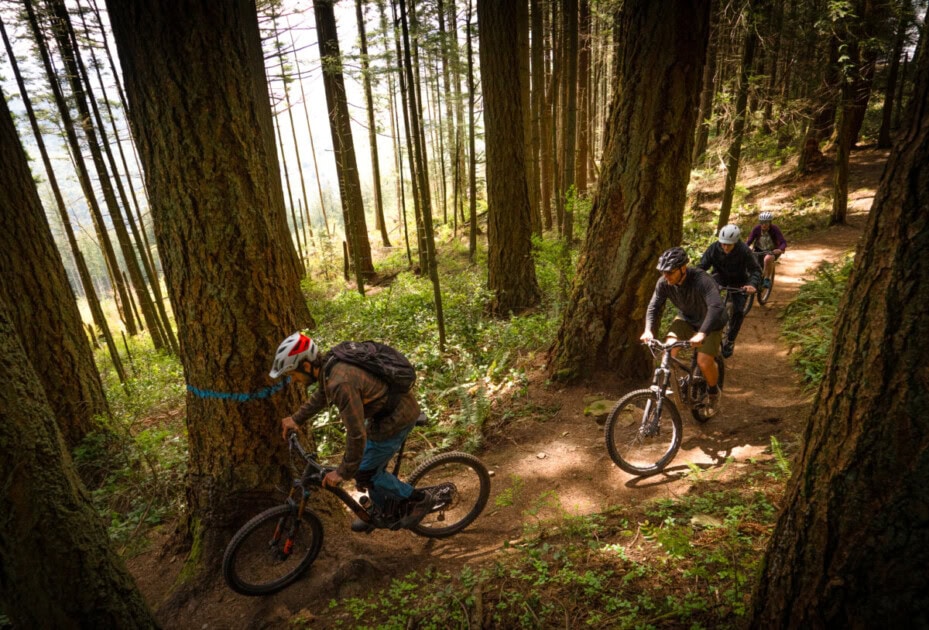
left=25, top=0, right=138, bottom=337
left=400, top=0, right=447, bottom=348
left=518, top=0, right=541, bottom=234
left=0, top=13, right=127, bottom=386
left=356, top=0, right=392, bottom=247
left=575, top=0, right=591, bottom=196
left=548, top=0, right=710, bottom=382
left=467, top=0, right=479, bottom=260
left=48, top=0, right=167, bottom=349
left=0, top=85, right=108, bottom=449
left=106, top=0, right=315, bottom=579
left=313, top=0, right=374, bottom=291
left=878, top=13, right=907, bottom=148
left=751, top=23, right=929, bottom=623
left=478, top=0, right=542, bottom=315
left=717, top=5, right=758, bottom=231
left=560, top=0, right=579, bottom=244
left=0, top=297, right=157, bottom=628
left=693, top=2, right=719, bottom=164
left=530, top=0, right=545, bottom=231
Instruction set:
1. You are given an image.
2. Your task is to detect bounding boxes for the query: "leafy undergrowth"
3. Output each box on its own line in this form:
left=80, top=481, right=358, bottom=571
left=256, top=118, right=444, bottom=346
left=74, top=335, right=187, bottom=553
left=781, top=253, right=855, bottom=388
left=317, top=445, right=791, bottom=630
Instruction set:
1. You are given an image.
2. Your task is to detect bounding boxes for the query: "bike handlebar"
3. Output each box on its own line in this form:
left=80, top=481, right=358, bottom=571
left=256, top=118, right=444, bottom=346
left=643, top=338, right=692, bottom=351
left=287, top=431, right=332, bottom=480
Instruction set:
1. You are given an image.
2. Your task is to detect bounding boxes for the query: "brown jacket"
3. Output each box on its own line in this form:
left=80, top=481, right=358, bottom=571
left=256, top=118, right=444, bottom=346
left=292, top=361, right=420, bottom=479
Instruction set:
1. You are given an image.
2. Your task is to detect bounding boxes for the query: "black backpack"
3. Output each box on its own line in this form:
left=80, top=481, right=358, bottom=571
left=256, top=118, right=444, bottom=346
left=324, top=341, right=417, bottom=419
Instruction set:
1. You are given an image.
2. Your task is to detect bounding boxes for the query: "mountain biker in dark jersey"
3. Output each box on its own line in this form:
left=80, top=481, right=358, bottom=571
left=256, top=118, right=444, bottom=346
left=745, top=211, right=787, bottom=287
left=641, top=246, right=727, bottom=416
left=697, top=225, right=761, bottom=358
left=271, top=332, right=434, bottom=532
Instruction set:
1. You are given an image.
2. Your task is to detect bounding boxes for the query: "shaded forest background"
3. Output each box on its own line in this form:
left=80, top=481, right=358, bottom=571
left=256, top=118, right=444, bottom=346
left=1, top=0, right=927, bottom=627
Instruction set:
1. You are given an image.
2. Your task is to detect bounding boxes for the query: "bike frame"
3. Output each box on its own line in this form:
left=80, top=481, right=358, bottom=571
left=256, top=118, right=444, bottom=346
left=645, top=339, right=699, bottom=409
left=287, top=432, right=381, bottom=527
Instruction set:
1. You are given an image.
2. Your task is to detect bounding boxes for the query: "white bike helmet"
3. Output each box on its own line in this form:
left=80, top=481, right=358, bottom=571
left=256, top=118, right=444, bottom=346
left=718, top=224, right=741, bottom=245
left=759, top=211, right=774, bottom=223
left=269, top=332, right=319, bottom=378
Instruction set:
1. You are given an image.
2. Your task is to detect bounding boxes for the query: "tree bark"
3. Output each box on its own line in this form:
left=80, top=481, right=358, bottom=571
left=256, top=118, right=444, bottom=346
left=548, top=0, right=710, bottom=382
left=693, top=1, right=719, bottom=164
left=356, top=0, right=392, bottom=247
left=478, top=0, right=542, bottom=315
left=718, top=3, right=759, bottom=230
left=106, top=0, right=314, bottom=577
left=313, top=0, right=374, bottom=291
left=0, top=296, right=157, bottom=628
left=751, top=21, right=929, bottom=624
left=0, top=85, right=108, bottom=449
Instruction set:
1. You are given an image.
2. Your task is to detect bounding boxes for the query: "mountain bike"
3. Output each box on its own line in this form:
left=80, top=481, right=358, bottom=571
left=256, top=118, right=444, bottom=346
left=222, top=429, right=491, bottom=596
left=719, top=285, right=753, bottom=351
left=604, top=339, right=725, bottom=476
left=753, top=251, right=779, bottom=305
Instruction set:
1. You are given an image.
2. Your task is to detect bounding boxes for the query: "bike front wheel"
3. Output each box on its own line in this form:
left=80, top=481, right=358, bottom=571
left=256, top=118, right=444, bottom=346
left=222, top=503, right=324, bottom=596
left=757, top=268, right=775, bottom=305
left=605, top=389, right=683, bottom=476
left=406, top=452, right=491, bottom=538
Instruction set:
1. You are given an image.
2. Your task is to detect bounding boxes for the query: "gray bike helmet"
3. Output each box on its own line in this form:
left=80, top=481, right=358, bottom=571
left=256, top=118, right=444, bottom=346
left=718, top=224, right=741, bottom=245
left=656, top=246, right=689, bottom=272
left=759, top=211, right=774, bottom=223
left=269, top=332, right=320, bottom=378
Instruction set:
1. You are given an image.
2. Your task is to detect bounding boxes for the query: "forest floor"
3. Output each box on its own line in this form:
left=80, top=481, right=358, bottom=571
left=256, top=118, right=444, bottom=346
left=127, top=146, right=889, bottom=629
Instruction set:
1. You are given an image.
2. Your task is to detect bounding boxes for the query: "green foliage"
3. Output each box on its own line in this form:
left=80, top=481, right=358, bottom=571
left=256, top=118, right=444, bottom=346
left=305, top=244, right=563, bottom=458
left=78, top=335, right=187, bottom=550
left=326, top=462, right=786, bottom=629
left=782, top=253, right=855, bottom=388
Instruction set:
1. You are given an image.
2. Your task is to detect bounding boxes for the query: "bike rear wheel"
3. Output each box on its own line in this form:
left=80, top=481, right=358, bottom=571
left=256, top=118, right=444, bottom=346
left=406, top=452, right=491, bottom=538
left=222, top=503, right=324, bottom=596
left=604, top=389, right=683, bottom=476
left=758, top=267, right=775, bottom=304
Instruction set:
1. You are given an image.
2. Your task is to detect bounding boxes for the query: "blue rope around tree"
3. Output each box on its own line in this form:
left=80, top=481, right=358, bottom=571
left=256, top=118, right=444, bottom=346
left=186, top=376, right=291, bottom=402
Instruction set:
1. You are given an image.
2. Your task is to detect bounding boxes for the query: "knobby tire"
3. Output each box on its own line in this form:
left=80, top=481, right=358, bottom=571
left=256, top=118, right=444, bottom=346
left=604, top=389, right=683, bottom=476
left=222, top=503, right=324, bottom=596
left=406, top=452, right=490, bottom=538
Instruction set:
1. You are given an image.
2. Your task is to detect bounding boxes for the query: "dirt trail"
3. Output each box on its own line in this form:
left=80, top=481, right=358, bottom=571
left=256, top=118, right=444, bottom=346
left=136, top=150, right=886, bottom=629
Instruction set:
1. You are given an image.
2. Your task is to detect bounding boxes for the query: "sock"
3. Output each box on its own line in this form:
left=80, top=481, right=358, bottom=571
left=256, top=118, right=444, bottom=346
left=707, top=385, right=720, bottom=395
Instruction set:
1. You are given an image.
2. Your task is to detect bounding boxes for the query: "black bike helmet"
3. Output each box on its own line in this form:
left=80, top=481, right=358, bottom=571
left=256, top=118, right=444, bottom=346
left=656, top=246, right=689, bottom=272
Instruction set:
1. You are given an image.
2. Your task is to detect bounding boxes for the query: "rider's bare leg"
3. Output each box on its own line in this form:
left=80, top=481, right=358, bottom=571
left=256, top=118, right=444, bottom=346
left=697, top=351, right=717, bottom=388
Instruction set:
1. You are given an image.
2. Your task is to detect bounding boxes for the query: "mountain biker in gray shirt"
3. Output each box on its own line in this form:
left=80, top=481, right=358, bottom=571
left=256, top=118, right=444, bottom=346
left=641, top=246, right=727, bottom=416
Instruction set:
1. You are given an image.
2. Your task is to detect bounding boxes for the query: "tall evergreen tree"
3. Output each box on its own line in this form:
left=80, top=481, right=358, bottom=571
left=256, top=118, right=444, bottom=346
left=0, top=295, right=156, bottom=628
left=478, top=0, right=541, bottom=315
left=751, top=16, right=929, bottom=623
left=548, top=0, right=710, bottom=381
left=106, top=0, right=314, bottom=575
left=0, top=84, right=108, bottom=449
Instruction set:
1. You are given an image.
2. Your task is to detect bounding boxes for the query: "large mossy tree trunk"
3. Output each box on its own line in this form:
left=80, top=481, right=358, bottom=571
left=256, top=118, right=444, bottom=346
left=0, top=86, right=107, bottom=449
left=750, top=21, right=929, bottom=625
left=548, top=0, right=710, bottom=382
left=0, top=297, right=157, bottom=628
left=478, top=0, right=542, bottom=316
left=106, top=0, right=314, bottom=574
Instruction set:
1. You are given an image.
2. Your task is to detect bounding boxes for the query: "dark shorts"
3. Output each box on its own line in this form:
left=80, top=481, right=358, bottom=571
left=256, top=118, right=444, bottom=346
left=667, top=318, right=722, bottom=357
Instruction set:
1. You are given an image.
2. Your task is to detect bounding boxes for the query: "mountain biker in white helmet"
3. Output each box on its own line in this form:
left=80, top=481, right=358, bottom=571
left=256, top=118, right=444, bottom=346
left=746, top=211, right=788, bottom=286
left=697, top=225, right=762, bottom=358
left=641, top=247, right=728, bottom=417
left=270, top=332, right=434, bottom=532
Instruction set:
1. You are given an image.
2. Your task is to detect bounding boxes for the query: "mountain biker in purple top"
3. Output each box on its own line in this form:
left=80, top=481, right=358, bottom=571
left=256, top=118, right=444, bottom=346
left=745, top=211, right=787, bottom=288
left=271, top=332, right=435, bottom=532
left=697, top=224, right=762, bottom=359
left=641, top=246, right=727, bottom=416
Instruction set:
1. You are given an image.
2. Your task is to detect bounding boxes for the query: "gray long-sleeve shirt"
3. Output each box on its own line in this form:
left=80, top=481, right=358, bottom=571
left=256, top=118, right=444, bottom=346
left=645, top=267, right=727, bottom=334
